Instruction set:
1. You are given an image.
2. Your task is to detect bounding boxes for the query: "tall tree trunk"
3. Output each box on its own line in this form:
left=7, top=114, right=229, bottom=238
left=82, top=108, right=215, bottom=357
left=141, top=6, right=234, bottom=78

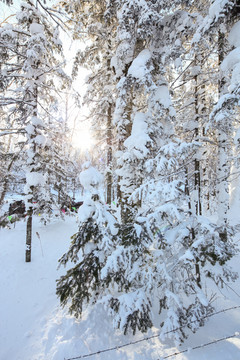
left=199, top=76, right=210, bottom=213
left=192, top=71, right=203, bottom=287
left=25, top=82, right=38, bottom=262
left=106, top=104, right=112, bottom=205
left=194, top=72, right=202, bottom=217
left=25, top=207, right=33, bottom=262
left=105, top=41, right=113, bottom=206
left=185, top=166, right=201, bottom=288
left=217, top=30, right=230, bottom=238
left=117, top=88, right=136, bottom=242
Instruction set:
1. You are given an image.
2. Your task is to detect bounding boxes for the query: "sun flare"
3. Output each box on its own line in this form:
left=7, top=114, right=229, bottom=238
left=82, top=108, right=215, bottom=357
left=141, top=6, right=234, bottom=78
left=72, top=127, right=95, bottom=151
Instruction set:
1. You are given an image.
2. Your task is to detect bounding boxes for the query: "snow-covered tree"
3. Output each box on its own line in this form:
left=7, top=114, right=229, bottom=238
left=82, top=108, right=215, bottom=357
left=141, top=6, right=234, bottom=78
left=57, top=162, right=118, bottom=315
left=57, top=0, right=239, bottom=341
left=0, top=0, right=71, bottom=258
left=191, top=0, right=240, bottom=234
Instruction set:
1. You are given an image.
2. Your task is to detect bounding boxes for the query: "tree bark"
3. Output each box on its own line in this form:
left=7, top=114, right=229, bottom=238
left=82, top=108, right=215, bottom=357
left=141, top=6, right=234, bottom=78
left=190, top=70, right=203, bottom=288
left=106, top=104, right=112, bottom=205
left=217, top=30, right=230, bottom=234
left=194, top=73, right=202, bottom=217
left=25, top=80, right=38, bottom=262
left=25, top=208, right=32, bottom=262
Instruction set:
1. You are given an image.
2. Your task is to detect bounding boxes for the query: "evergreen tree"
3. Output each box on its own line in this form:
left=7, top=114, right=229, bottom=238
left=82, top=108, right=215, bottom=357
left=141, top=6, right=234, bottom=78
left=57, top=0, right=239, bottom=341
left=57, top=162, right=118, bottom=316
left=0, top=0, right=71, bottom=256
left=192, top=0, right=240, bottom=234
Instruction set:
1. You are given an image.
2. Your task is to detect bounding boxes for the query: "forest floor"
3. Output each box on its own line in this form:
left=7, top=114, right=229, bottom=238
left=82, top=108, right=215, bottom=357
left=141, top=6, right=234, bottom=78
left=0, top=211, right=240, bottom=360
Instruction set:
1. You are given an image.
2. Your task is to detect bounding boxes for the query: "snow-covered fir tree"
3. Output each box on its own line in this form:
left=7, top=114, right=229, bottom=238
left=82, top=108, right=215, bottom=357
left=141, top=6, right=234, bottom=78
left=57, top=162, right=119, bottom=315
left=0, top=0, right=71, bottom=258
left=57, top=0, right=239, bottom=341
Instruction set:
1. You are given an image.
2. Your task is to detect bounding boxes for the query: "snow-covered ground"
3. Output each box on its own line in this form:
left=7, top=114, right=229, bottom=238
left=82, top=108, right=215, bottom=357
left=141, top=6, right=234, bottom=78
left=0, top=214, right=240, bottom=360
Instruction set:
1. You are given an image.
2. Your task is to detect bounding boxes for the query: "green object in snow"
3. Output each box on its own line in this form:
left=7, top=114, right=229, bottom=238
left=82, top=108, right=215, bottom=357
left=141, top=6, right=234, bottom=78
left=8, top=215, right=12, bottom=221
left=72, top=207, right=76, bottom=211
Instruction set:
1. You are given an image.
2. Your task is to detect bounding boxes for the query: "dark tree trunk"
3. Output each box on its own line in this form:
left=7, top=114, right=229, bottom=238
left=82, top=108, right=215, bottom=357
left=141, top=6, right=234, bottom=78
left=25, top=80, right=38, bottom=262
left=191, top=71, right=203, bottom=287
left=106, top=104, right=112, bottom=205
left=25, top=208, right=33, bottom=262
left=217, top=29, right=230, bottom=238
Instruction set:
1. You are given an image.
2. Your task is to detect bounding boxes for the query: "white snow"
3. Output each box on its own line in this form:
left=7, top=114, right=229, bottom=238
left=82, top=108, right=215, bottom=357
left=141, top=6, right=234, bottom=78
left=53, top=27, right=62, bottom=46
left=25, top=123, right=35, bottom=135
left=229, top=62, right=240, bottom=92
left=208, top=0, right=230, bottom=20
left=152, top=85, right=172, bottom=109
left=77, top=198, right=94, bottom=222
left=124, top=112, right=151, bottom=158
left=105, top=210, right=119, bottom=236
left=0, top=215, right=240, bottom=359
left=29, top=23, right=44, bottom=35
left=31, top=116, right=45, bottom=128
left=128, top=49, right=152, bottom=80
left=179, top=249, right=195, bottom=262
left=228, top=21, right=240, bottom=48
left=134, top=223, right=142, bottom=237
left=220, top=22, right=240, bottom=93
left=34, top=134, right=46, bottom=147
left=221, top=48, right=240, bottom=72
left=192, top=0, right=231, bottom=43
left=25, top=171, right=46, bottom=187
left=190, top=66, right=201, bottom=76
left=79, top=164, right=103, bottom=191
